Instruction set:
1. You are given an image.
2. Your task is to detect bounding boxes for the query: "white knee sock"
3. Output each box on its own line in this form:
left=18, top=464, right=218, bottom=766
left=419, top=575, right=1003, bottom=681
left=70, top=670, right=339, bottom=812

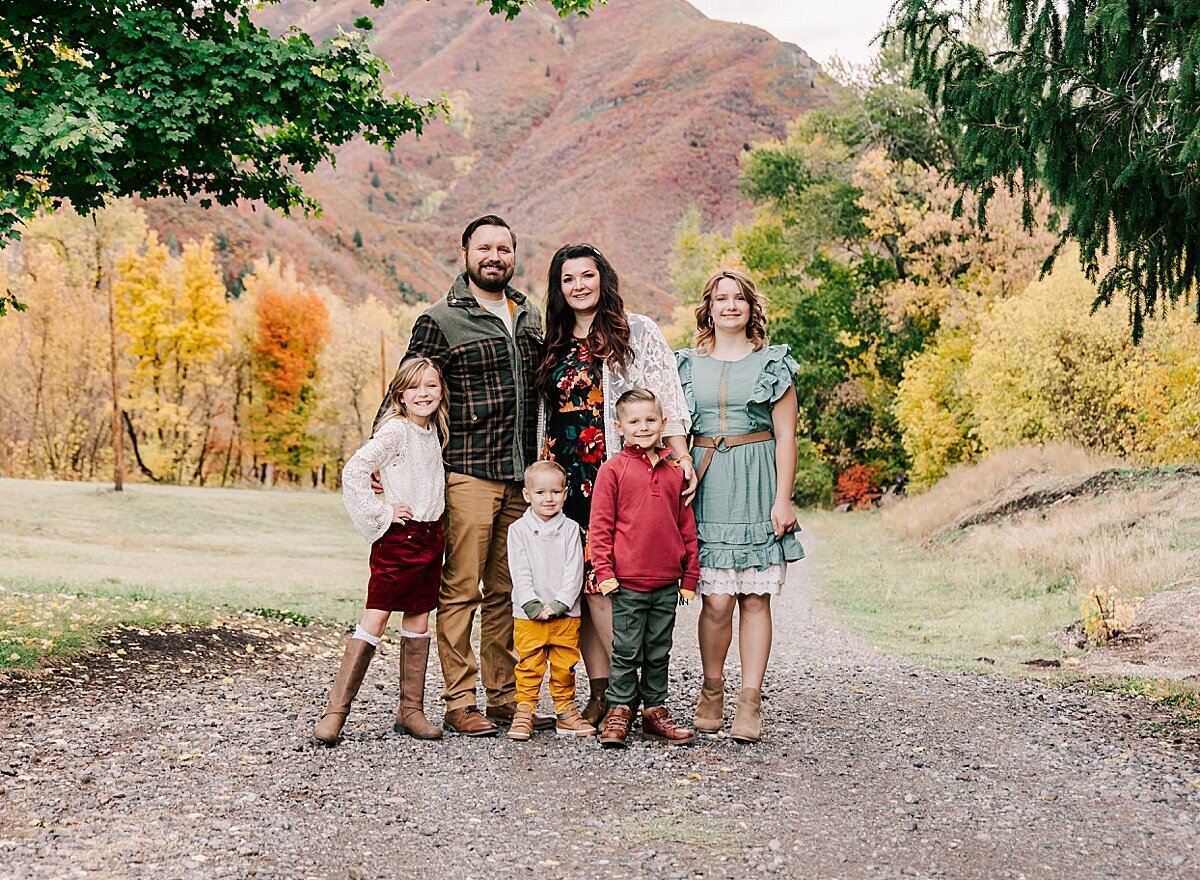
left=352, top=625, right=381, bottom=647
left=399, top=629, right=429, bottom=640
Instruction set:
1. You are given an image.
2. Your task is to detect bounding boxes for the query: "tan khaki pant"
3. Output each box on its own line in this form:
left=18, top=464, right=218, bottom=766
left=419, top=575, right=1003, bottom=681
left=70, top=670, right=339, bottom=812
left=437, top=473, right=526, bottom=710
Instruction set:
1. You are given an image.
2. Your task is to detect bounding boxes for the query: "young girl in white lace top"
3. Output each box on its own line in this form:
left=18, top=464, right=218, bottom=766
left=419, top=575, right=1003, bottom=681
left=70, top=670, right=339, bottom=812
left=314, top=357, right=449, bottom=747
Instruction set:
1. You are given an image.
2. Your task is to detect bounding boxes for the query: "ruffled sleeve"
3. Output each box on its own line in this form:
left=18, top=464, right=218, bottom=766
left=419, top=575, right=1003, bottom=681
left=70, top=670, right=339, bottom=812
left=674, top=349, right=698, bottom=422
left=750, top=344, right=799, bottom=405
left=341, top=420, right=406, bottom=543
left=627, top=314, right=692, bottom=437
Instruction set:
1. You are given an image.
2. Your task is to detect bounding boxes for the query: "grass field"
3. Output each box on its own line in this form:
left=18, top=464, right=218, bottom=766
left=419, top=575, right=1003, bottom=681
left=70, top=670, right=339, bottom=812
left=1, top=478, right=371, bottom=668
left=4, top=450, right=1198, bottom=679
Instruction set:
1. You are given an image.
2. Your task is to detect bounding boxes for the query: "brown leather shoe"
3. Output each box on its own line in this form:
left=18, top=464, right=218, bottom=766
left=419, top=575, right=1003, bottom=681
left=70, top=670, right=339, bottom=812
left=443, top=705, right=499, bottom=737
left=581, top=677, right=609, bottom=727
left=641, top=705, right=695, bottom=745
left=598, top=705, right=633, bottom=749
left=487, top=701, right=556, bottom=731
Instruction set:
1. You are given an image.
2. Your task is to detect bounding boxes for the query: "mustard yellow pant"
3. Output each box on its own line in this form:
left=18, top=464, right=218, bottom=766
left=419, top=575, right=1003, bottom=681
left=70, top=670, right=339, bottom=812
left=512, top=617, right=581, bottom=710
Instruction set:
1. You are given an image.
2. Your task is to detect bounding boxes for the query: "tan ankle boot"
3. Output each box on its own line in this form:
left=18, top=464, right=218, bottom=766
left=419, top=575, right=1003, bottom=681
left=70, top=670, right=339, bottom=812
left=506, top=702, right=535, bottom=741
left=555, top=704, right=597, bottom=737
left=694, top=677, right=725, bottom=733
left=314, top=638, right=376, bottom=746
left=393, top=636, right=442, bottom=740
left=729, top=687, right=762, bottom=743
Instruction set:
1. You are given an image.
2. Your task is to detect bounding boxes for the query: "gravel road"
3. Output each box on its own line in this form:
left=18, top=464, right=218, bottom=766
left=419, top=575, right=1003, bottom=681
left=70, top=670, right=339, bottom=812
left=3, top=535, right=1198, bottom=880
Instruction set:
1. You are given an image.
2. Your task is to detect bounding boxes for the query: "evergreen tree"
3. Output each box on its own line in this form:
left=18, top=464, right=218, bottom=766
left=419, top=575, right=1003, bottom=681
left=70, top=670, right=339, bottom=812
left=890, top=0, right=1200, bottom=340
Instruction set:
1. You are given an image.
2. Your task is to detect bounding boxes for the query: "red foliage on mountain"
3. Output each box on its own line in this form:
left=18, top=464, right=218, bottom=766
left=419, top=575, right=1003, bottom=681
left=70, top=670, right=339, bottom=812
left=141, top=0, right=835, bottom=317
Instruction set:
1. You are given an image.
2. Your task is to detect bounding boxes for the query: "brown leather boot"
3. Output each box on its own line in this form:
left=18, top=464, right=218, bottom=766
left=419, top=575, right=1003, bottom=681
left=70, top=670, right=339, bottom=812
left=641, top=705, right=695, bottom=745
left=506, top=702, right=535, bottom=741
left=314, top=638, right=375, bottom=746
left=487, top=700, right=556, bottom=731
left=443, top=705, right=499, bottom=737
left=694, top=677, right=725, bottom=733
left=393, top=636, right=442, bottom=740
left=598, top=705, right=633, bottom=749
left=581, top=677, right=609, bottom=727
left=729, top=687, right=762, bottom=743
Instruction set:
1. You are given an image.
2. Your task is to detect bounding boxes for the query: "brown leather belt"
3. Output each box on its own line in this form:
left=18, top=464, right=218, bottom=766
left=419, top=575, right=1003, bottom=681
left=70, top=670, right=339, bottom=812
left=691, top=431, right=775, bottom=484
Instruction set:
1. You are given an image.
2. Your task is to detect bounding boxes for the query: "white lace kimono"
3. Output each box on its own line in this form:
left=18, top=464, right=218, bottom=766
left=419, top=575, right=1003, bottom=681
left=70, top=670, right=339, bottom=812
left=341, top=418, right=445, bottom=543
left=535, top=313, right=691, bottom=459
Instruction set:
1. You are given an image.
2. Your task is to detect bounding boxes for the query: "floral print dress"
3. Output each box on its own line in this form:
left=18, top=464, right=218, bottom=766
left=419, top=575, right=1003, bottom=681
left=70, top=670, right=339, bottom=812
left=543, top=337, right=606, bottom=594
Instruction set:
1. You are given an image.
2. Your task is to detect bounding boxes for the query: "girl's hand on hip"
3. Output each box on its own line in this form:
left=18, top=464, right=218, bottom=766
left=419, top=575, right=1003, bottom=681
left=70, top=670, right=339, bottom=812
left=679, top=458, right=697, bottom=505
left=771, top=499, right=798, bottom=540
left=391, top=502, right=414, bottom=524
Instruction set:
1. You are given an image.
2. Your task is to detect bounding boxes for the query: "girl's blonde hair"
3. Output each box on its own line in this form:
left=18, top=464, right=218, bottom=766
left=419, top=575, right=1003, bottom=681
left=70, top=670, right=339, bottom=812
left=692, top=268, right=769, bottom=353
left=375, top=357, right=450, bottom=447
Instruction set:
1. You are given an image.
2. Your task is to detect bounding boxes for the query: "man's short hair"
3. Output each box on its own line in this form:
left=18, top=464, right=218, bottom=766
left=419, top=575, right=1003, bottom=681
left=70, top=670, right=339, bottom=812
left=614, top=387, right=662, bottom=418
left=524, top=459, right=567, bottom=486
left=461, top=214, right=517, bottom=250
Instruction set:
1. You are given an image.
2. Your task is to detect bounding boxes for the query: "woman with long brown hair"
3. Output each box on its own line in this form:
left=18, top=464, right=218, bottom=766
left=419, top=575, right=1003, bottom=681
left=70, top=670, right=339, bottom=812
left=534, top=243, right=694, bottom=726
left=677, top=269, right=803, bottom=743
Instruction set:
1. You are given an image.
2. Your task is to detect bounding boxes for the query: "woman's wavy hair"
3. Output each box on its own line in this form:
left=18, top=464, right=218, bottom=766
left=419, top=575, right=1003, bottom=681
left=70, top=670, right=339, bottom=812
left=535, top=243, right=634, bottom=398
left=693, top=268, right=769, bottom=353
left=375, top=357, right=450, bottom=447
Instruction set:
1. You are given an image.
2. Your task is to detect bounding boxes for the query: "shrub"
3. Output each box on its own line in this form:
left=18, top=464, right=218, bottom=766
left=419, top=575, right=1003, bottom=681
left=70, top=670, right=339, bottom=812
left=792, top=438, right=834, bottom=508
left=834, top=463, right=882, bottom=509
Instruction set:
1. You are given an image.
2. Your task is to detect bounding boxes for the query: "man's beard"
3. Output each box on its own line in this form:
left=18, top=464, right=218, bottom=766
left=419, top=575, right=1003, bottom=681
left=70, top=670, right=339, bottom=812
left=466, top=261, right=513, bottom=294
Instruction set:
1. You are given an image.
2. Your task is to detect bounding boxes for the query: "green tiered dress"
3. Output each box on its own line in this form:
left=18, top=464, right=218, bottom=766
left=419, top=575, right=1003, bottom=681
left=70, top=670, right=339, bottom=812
left=676, top=345, right=805, bottom=595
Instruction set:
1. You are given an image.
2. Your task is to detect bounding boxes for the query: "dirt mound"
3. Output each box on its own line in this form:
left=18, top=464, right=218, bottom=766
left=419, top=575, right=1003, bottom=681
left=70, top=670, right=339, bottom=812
left=1081, top=586, right=1200, bottom=680
left=941, top=464, right=1200, bottom=535
left=0, top=618, right=342, bottom=703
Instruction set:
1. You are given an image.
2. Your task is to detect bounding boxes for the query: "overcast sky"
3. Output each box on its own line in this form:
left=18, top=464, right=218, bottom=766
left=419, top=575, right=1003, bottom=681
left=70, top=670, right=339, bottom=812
left=690, top=1, right=895, bottom=67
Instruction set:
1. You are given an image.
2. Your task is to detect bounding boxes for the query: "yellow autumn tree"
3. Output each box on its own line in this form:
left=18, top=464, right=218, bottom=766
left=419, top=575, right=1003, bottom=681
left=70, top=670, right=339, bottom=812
left=114, top=234, right=230, bottom=483
left=966, top=259, right=1141, bottom=458
left=0, top=202, right=146, bottom=479
left=893, top=331, right=981, bottom=489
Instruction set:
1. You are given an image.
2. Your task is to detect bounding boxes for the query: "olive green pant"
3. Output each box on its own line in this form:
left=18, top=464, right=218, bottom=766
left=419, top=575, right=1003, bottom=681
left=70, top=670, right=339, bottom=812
left=606, top=585, right=679, bottom=709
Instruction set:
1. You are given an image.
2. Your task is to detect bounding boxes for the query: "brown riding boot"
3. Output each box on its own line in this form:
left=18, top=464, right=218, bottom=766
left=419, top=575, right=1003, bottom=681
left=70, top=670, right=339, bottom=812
left=729, top=687, right=763, bottom=743
left=598, top=705, right=633, bottom=749
left=694, top=677, right=725, bottom=733
left=506, top=702, right=535, bottom=741
left=393, top=636, right=442, bottom=740
left=314, top=638, right=376, bottom=746
left=581, top=677, right=609, bottom=727
left=641, top=705, right=695, bottom=745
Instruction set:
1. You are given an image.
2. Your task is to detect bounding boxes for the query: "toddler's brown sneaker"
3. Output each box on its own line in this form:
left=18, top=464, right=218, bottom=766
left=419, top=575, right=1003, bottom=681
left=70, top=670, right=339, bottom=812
left=506, top=702, right=535, bottom=741
left=555, top=704, right=597, bottom=737
left=598, top=705, right=633, bottom=749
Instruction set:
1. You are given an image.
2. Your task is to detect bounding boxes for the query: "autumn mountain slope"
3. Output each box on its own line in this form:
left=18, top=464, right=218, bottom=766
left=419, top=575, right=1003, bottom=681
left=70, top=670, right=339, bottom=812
left=143, top=0, right=834, bottom=316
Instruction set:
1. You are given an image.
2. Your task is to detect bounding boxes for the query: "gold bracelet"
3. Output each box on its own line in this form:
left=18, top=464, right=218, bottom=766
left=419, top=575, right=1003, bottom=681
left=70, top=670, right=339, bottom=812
left=673, top=453, right=694, bottom=462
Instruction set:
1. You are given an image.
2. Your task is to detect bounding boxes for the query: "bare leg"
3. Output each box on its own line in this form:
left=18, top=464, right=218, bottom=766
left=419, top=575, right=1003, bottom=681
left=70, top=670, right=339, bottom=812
left=736, top=594, right=773, bottom=689
left=579, top=592, right=613, bottom=679
left=400, top=611, right=430, bottom=635
left=698, top=594, right=736, bottom=680
left=358, top=609, right=391, bottom=639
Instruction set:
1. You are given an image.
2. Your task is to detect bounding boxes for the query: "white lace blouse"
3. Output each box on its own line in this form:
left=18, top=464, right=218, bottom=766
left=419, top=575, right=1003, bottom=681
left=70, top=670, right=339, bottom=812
left=342, top=417, right=445, bottom=543
left=535, top=313, right=691, bottom=459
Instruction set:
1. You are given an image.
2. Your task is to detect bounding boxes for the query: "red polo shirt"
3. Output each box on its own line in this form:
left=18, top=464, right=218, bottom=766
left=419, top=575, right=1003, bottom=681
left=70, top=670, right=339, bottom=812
left=588, top=445, right=699, bottom=592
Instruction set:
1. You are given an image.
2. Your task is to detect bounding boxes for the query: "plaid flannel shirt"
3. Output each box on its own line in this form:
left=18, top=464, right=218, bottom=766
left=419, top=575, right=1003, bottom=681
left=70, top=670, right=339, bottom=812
left=399, top=273, right=543, bottom=482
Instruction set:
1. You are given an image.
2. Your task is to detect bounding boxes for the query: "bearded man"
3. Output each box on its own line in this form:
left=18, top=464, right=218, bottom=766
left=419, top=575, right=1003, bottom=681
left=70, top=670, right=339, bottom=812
left=397, top=215, right=548, bottom=736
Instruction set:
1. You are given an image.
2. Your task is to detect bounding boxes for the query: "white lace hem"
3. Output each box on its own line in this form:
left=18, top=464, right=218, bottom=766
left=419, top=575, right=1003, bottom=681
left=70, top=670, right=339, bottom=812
left=697, top=564, right=786, bottom=596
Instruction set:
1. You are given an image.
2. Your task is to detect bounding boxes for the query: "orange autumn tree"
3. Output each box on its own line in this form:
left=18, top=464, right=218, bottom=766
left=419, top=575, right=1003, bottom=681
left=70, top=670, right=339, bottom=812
left=248, top=261, right=330, bottom=484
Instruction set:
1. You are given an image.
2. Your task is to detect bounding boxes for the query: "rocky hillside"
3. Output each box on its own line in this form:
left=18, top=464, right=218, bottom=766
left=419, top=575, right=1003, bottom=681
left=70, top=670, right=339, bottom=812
left=143, top=0, right=834, bottom=316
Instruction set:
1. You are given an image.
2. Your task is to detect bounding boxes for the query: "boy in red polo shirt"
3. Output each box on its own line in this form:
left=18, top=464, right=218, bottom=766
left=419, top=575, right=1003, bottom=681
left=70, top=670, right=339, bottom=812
left=590, top=388, right=699, bottom=748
